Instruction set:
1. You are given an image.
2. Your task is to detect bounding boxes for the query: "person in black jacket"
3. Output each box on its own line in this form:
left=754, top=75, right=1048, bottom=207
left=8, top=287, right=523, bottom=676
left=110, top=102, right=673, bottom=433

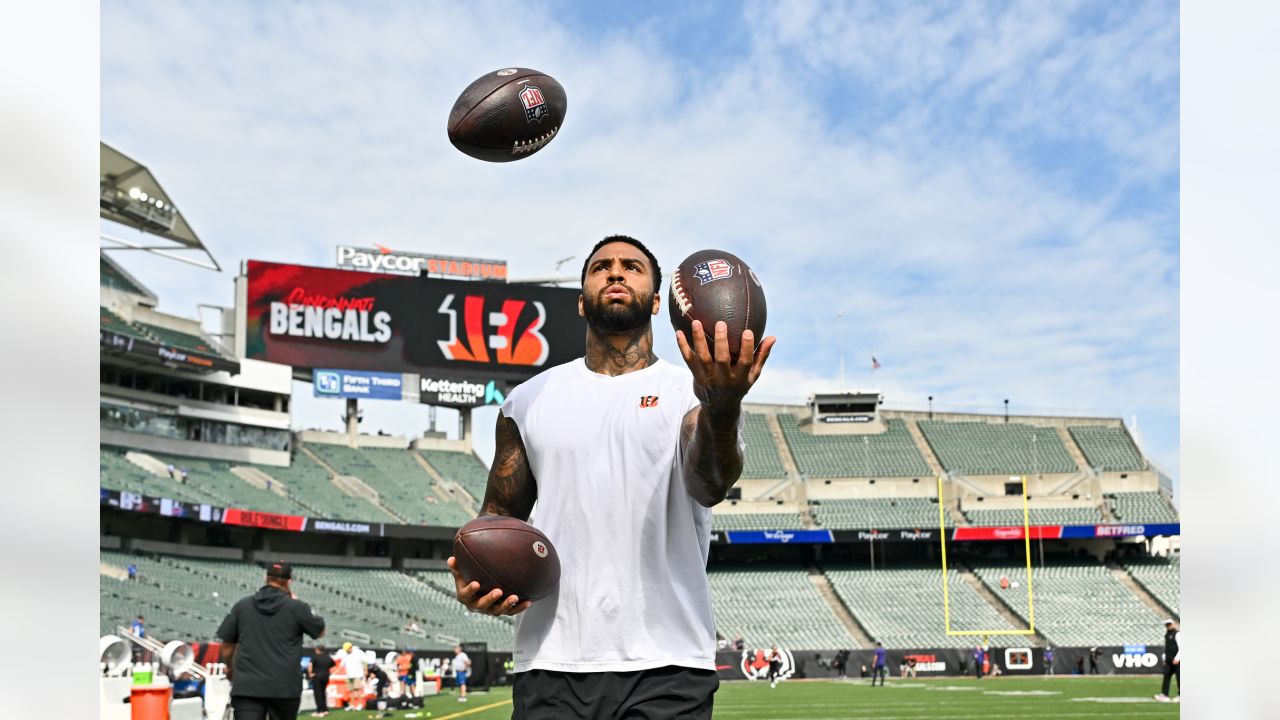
left=217, top=562, right=326, bottom=720
left=307, top=646, right=335, bottom=717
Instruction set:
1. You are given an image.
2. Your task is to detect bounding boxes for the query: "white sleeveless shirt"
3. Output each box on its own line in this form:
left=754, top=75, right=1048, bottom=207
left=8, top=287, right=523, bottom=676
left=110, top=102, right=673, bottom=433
left=501, top=357, right=740, bottom=673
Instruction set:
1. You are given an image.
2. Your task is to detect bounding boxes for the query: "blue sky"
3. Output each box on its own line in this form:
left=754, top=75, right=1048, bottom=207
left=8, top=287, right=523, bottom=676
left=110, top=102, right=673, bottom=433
left=100, top=1, right=1179, bottom=495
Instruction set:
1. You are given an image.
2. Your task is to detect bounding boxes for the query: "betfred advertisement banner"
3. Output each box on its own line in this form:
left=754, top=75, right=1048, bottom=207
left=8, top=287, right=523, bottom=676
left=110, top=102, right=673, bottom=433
left=243, top=261, right=585, bottom=382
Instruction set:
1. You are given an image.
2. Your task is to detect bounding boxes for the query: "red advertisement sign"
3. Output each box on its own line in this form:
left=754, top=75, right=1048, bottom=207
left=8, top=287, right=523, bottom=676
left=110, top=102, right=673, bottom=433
left=950, top=525, right=1064, bottom=541
left=221, top=507, right=307, bottom=532
left=242, top=261, right=585, bottom=381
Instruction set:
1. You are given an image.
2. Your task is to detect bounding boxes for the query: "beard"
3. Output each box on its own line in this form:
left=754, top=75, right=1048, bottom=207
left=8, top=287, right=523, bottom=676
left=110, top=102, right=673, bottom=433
left=583, top=286, right=653, bottom=335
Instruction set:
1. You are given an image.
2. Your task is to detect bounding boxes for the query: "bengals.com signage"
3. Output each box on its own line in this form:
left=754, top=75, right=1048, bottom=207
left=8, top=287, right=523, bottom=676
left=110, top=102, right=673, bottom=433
left=242, top=261, right=585, bottom=381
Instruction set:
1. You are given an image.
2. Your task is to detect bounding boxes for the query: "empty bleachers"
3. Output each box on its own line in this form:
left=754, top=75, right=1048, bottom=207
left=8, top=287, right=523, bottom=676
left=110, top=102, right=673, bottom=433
left=824, top=565, right=1023, bottom=648
left=307, top=444, right=458, bottom=526
left=711, top=512, right=805, bottom=531
left=100, top=447, right=224, bottom=506
left=741, top=413, right=787, bottom=479
left=780, top=417, right=930, bottom=478
left=1068, top=425, right=1145, bottom=471
left=963, top=506, right=1105, bottom=526
left=1121, top=555, right=1180, bottom=615
left=810, top=498, right=940, bottom=529
left=972, top=561, right=1163, bottom=646
left=255, top=451, right=397, bottom=523
left=1108, top=492, right=1179, bottom=524
left=144, top=452, right=309, bottom=516
left=419, top=449, right=489, bottom=505
left=135, top=323, right=220, bottom=355
left=708, top=565, right=861, bottom=650
left=918, top=420, right=1076, bottom=475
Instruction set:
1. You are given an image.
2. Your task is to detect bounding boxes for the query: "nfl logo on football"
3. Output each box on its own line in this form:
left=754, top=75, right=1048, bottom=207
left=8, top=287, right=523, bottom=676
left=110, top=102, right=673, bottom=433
left=520, top=84, right=547, bottom=122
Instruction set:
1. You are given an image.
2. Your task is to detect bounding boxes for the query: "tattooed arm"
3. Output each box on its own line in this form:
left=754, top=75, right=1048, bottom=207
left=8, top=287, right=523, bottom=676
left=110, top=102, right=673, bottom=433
left=676, top=320, right=776, bottom=507
left=479, top=412, right=537, bottom=520
left=446, top=411, right=536, bottom=616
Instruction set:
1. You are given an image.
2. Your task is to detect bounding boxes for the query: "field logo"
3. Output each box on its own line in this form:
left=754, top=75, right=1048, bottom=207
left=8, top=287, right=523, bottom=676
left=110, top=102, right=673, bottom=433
left=740, top=647, right=795, bottom=682
left=1114, top=644, right=1159, bottom=669
left=520, top=84, right=548, bottom=122
left=437, top=294, right=550, bottom=367
left=315, top=371, right=341, bottom=395
left=693, top=259, right=733, bottom=285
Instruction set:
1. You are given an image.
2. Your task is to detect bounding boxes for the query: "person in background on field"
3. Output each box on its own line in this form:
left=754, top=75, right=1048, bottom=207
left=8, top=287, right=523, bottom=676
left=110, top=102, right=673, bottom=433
left=1044, top=646, right=1054, bottom=676
left=335, top=642, right=366, bottom=709
left=973, top=646, right=985, bottom=680
left=307, top=645, right=334, bottom=717
left=396, top=648, right=415, bottom=698
left=1089, top=646, right=1101, bottom=674
left=767, top=645, right=783, bottom=689
left=452, top=645, right=471, bottom=703
left=1154, top=618, right=1181, bottom=703
left=871, top=642, right=887, bottom=686
left=366, top=662, right=390, bottom=705
left=216, top=562, right=326, bottom=720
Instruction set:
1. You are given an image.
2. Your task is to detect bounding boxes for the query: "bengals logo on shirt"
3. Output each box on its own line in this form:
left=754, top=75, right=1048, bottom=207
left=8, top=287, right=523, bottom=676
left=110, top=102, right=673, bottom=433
left=639, top=395, right=659, bottom=408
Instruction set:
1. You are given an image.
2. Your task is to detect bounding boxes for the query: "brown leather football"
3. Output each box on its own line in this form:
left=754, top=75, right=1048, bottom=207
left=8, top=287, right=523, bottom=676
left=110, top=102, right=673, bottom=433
left=669, top=250, right=767, bottom=361
left=446, top=67, right=567, bottom=162
left=453, top=515, right=560, bottom=600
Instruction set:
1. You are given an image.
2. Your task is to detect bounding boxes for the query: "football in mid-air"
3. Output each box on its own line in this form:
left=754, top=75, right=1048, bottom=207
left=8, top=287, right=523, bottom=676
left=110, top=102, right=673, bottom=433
left=669, top=250, right=768, bottom=360
left=447, top=67, right=567, bottom=162
left=453, top=515, right=561, bottom=600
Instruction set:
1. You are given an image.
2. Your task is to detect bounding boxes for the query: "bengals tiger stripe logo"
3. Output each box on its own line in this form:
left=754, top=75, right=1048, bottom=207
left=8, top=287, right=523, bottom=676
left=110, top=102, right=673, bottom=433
left=639, top=395, right=659, bottom=408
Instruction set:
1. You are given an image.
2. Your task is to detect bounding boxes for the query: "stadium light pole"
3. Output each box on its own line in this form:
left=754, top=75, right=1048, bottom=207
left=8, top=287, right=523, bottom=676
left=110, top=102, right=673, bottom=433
left=928, top=395, right=934, bottom=419
left=1003, top=399, right=1009, bottom=423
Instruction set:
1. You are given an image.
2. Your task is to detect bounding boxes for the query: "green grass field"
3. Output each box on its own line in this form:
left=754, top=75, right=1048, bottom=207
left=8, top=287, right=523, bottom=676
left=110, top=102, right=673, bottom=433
left=324, top=675, right=1179, bottom=719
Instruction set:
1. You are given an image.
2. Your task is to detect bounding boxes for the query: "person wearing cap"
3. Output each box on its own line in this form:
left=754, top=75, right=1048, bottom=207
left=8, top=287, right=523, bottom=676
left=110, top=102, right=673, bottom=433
left=307, top=645, right=335, bottom=717
left=217, top=562, right=326, bottom=720
left=1155, top=618, right=1181, bottom=703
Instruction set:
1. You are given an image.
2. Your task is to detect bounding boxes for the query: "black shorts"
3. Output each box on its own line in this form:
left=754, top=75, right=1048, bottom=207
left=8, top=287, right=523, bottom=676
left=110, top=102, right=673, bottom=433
left=512, top=665, right=719, bottom=720
left=230, top=695, right=301, bottom=720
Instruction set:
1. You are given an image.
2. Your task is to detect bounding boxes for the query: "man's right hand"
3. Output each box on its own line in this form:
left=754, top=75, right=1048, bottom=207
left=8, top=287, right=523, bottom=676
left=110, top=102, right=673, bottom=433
left=447, top=556, right=532, bottom=617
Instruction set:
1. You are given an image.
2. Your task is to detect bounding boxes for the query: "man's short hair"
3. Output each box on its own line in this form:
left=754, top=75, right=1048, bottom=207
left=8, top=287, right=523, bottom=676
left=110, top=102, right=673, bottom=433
left=580, top=235, right=662, bottom=293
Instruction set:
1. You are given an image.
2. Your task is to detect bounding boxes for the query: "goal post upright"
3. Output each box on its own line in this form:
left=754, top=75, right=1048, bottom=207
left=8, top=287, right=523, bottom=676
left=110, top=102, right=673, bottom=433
left=937, top=474, right=1038, bottom=638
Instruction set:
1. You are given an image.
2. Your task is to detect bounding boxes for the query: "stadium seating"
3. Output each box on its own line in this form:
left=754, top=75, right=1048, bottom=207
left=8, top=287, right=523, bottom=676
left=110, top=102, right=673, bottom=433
left=823, top=565, right=1023, bottom=648
left=711, top=512, right=805, bottom=531
left=971, top=561, right=1163, bottom=646
left=101, top=257, right=149, bottom=296
left=419, top=449, right=489, bottom=505
left=810, top=498, right=939, bottom=529
left=962, top=506, right=1105, bottom=527
left=100, top=447, right=225, bottom=506
left=143, top=452, right=309, bottom=516
left=134, top=322, right=220, bottom=355
left=1067, top=425, right=1145, bottom=471
left=306, top=444, right=466, bottom=527
left=255, top=451, right=397, bottom=523
left=918, top=420, right=1076, bottom=475
left=780, top=417, right=930, bottom=478
left=99, top=550, right=513, bottom=650
left=708, top=565, right=861, bottom=650
left=100, top=306, right=150, bottom=340
left=1121, top=555, right=1180, bottom=616
left=1107, top=492, right=1179, bottom=524
left=741, top=413, right=787, bottom=479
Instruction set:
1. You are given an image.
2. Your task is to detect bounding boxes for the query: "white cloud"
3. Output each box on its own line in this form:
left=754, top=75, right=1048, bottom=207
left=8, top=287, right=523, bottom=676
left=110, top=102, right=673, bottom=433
left=101, top=1, right=1179, bottom=482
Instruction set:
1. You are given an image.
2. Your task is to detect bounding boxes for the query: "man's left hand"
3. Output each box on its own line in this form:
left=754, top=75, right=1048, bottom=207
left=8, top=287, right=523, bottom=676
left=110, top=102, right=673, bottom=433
left=676, top=320, right=776, bottom=410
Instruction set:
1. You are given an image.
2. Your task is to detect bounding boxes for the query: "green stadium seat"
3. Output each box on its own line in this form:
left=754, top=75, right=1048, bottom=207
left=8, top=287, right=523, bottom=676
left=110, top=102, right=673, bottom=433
left=780, top=417, right=930, bottom=478
left=918, top=420, right=1076, bottom=475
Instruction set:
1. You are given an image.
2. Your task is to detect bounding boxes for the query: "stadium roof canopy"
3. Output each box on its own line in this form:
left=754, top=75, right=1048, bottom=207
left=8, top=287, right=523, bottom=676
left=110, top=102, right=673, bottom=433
left=100, top=141, right=220, bottom=271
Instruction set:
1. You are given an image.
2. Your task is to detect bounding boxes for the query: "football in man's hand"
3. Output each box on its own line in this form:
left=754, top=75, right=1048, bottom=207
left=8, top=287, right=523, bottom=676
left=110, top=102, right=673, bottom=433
left=669, top=250, right=767, bottom=360
left=447, top=67, right=567, bottom=162
left=453, top=515, right=560, bottom=600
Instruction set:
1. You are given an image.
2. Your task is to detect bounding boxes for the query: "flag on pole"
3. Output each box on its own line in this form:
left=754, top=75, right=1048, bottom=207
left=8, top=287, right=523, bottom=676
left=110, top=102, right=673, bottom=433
left=871, top=356, right=881, bottom=371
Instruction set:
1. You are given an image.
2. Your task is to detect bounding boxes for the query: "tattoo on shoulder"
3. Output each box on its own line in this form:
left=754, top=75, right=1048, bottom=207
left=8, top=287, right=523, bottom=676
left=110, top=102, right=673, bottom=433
left=481, top=414, right=537, bottom=520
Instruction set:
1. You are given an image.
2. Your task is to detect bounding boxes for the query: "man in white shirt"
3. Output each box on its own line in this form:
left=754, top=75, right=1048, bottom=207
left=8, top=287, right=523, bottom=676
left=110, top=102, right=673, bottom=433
left=447, top=235, right=775, bottom=719
left=452, top=646, right=471, bottom=703
left=335, top=642, right=366, bottom=710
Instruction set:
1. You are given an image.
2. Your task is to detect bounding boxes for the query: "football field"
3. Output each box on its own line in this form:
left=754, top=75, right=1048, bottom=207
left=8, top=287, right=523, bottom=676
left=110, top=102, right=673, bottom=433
left=325, top=676, right=1179, bottom=719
